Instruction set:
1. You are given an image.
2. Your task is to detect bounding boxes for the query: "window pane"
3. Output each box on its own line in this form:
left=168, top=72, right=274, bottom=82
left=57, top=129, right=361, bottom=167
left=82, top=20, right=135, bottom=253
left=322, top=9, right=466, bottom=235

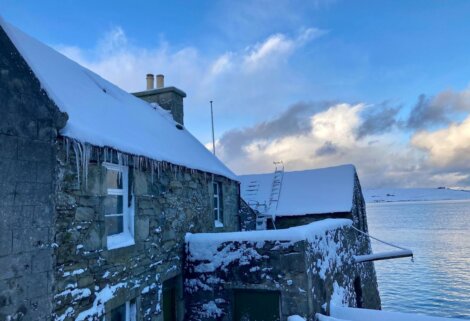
left=213, top=182, right=218, bottom=195
left=213, top=197, right=218, bottom=210
left=106, top=215, right=124, bottom=236
left=214, top=209, right=218, bottom=221
left=104, top=195, right=123, bottom=215
left=110, top=303, right=126, bottom=321
left=106, top=169, right=123, bottom=189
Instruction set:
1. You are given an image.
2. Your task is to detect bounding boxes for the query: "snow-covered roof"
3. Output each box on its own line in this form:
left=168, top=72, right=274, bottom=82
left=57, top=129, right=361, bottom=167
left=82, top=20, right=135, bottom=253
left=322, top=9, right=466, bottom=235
left=239, top=164, right=356, bottom=216
left=0, top=18, right=236, bottom=180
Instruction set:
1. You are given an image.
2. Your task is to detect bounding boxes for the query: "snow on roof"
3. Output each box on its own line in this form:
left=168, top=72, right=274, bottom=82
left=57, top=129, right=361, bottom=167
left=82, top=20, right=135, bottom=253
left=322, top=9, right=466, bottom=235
left=239, top=164, right=356, bottom=216
left=0, top=18, right=236, bottom=180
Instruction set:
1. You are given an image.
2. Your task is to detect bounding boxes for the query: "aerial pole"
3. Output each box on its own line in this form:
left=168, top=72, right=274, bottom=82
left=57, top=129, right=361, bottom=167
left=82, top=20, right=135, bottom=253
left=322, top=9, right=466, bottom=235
left=210, top=100, right=216, bottom=155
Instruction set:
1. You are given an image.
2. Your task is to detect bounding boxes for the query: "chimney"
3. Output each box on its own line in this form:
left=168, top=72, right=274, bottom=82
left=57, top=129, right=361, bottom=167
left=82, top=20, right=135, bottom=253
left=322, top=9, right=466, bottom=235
left=146, top=73, right=154, bottom=90
left=156, top=74, right=164, bottom=89
left=132, top=74, right=187, bottom=125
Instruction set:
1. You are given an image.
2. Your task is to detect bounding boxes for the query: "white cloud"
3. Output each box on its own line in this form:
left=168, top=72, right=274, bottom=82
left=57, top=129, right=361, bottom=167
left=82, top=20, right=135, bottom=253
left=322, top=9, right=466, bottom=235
left=54, top=25, right=324, bottom=142
left=412, top=115, right=470, bottom=169
left=243, top=28, right=324, bottom=71
left=213, top=100, right=470, bottom=188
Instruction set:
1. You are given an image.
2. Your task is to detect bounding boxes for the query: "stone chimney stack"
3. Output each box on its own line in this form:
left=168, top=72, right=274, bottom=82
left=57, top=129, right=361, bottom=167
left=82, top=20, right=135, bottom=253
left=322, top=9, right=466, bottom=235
left=133, top=74, right=187, bottom=125
left=146, top=74, right=155, bottom=90
left=156, top=74, right=164, bottom=89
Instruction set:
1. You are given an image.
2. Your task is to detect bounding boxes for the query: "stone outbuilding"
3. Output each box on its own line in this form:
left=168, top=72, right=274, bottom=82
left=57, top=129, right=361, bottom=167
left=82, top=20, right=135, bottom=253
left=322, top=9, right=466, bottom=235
left=0, top=18, right=240, bottom=321
left=185, top=166, right=381, bottom=321
left=239, top=165, right=368, bottom=232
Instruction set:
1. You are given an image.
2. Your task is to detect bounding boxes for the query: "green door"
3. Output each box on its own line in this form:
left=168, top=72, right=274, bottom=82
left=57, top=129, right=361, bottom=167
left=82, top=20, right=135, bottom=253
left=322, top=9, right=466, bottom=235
left=163, top=278, right=177, bottom=321
left=234, top=290, right=280, bottom=321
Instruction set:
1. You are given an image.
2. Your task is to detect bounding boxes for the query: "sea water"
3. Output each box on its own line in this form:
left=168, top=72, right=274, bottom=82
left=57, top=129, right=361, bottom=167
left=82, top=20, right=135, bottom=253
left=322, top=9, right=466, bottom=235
left=367, top=200, right=470, bottom=319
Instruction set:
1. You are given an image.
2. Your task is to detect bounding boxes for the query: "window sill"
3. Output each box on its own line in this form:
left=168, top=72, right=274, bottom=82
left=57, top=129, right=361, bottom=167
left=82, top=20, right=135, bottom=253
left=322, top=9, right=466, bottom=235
left=214, top=220, right=224, bottom=228
left=107, top=233, right=135, bottom=250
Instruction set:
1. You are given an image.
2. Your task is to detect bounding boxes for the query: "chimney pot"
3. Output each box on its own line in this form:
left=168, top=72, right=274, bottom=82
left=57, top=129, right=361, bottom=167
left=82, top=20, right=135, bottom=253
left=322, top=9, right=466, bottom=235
left=146, top=74, right=155, bottom=90
left=156, top=74, right=164, bottom=89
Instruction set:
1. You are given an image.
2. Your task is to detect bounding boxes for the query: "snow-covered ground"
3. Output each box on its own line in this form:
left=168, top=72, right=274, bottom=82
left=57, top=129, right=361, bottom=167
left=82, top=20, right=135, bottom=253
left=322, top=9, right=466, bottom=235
left=364, top=188, right=470, bottom=203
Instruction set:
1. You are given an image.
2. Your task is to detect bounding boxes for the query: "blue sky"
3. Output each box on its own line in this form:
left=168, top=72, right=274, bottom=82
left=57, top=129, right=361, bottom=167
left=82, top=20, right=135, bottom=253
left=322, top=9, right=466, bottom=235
left=2, top=1, right=470, bottom=188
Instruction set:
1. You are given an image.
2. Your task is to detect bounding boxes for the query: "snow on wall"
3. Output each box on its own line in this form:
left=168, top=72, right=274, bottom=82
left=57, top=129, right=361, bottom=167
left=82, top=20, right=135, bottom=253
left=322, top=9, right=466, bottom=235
left=184, top=219, right=374, bottom=320
left=239, top=165, right=356, bottom=216
left=0, top=17, right=236, bottom=181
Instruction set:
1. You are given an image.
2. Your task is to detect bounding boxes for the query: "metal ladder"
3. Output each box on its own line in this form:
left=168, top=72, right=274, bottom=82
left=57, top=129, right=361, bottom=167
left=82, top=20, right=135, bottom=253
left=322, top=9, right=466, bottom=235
left=267, top=161, right=284, bottom=218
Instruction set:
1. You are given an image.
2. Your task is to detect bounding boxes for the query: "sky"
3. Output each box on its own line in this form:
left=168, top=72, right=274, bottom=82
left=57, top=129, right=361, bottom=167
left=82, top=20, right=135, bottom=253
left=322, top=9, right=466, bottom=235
left=2, top=0, right=470, bottom=188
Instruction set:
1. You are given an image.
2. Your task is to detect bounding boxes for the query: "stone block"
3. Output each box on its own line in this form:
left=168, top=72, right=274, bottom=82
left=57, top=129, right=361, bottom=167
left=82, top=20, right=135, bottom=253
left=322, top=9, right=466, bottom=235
left=0, top=159, right=20, bottom=184
left=31, top=249, right=52, bottom=273
left=9, top=206, right=34, bottom=228
left=162, top=229, right=175, bottom=242
left=84, top=165, right=103, bottom=195
left=17, top=139, right=51, bottom=162
left=136, top=216, right=150, bottom=241
left=84, top=223, right=103, bottom=251
left=0, top=229, right=12, bottom=256
left=0, top=253, right=31, bottom=280
left=75, top=207, right=95, bottom=221
left=280, top=252, right=306, bottom=273
left=33, top=205, right=53, bottom=227
left=28, top=295, right=51, bottom=320
left=14, top=182, right=52, bottom=206
left=0, top=182, right=15, bottom=207
left=0, top=134, right=18, bottom=159
left=12, top=227, right=49, bottom=253
left=36, top=160, right=53, bottom=183
left=134, top=171, right=148, bottom=195
left=77, top=274, right=94, bottom=288
left=23, top=272, right=49, bottom=299
left=0, top=206, right=13, bottom=228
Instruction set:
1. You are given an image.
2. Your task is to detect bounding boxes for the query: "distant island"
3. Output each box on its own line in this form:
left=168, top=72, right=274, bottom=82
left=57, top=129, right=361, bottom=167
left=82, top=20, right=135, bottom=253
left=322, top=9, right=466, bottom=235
left=363, top=187, right=470, bottom=203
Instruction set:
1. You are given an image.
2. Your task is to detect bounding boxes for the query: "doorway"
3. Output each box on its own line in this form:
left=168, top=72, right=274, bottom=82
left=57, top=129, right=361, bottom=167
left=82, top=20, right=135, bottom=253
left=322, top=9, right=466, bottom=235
left=163, top=276, right=183, bottom=321
left=233, top=289, right=280, bottom=321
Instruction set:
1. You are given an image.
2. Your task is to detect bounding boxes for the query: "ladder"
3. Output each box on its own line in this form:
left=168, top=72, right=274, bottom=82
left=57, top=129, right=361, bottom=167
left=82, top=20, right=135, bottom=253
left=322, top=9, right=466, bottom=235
left=267, top=161, right=284, bottom=218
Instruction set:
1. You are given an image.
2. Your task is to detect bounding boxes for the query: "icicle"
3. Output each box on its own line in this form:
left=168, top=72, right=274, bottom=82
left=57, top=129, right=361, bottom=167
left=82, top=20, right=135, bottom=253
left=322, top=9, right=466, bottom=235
left=82, top=142, right=91, bottom=188
left=65, top=138, right=70, bottom=163
left=72, top=141, right=81, bottom=187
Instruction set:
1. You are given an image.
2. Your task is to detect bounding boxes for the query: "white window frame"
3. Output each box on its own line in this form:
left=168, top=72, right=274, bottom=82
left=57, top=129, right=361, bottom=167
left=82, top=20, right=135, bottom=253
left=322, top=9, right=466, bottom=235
left=106, top=300, right=136, bottom=321
left=213, top=181, right=223, bottom=227
left=103, top=162, right=134, bottom=250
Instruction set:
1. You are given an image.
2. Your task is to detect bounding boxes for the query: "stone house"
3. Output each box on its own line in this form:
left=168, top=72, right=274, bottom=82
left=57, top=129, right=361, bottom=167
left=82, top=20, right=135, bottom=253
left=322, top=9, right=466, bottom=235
left=239, top=165, right=368, bottom=232
left=0, top=18, right=240, bottom=321
left=0, top=18, right=381, bottom=321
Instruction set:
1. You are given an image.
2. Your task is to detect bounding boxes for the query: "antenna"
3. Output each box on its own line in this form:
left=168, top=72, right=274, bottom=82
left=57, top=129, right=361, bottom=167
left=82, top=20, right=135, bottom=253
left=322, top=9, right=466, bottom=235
left=210, top=100, right=216, bottom=155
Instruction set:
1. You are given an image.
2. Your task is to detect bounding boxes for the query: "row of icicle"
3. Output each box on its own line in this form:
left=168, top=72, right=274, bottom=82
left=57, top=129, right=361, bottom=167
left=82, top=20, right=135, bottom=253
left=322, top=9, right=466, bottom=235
left=63, top=137, right=211, bottom=188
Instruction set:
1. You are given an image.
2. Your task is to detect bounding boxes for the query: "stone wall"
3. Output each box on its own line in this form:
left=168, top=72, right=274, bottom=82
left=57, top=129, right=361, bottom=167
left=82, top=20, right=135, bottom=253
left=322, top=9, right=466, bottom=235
left=0, top=25, right=67, bottom=321
left=270, top=213, right=351, bottom=230
left=185, top=223, right=381, bottom=321
left=238, top=198, right=257, bottom=231
left=52, top=142, right=240, bottom=321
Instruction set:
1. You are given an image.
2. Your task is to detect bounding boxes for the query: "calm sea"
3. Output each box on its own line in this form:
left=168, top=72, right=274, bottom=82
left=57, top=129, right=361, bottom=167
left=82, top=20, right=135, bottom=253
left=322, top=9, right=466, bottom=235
left=367, top=200, right=470, bottom=319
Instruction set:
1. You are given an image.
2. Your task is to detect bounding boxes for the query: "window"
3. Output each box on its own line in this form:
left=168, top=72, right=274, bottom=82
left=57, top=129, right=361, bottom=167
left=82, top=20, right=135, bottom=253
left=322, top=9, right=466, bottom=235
left=213, top=182, right=223, bottom=227
left=103, top=163, right=134, bottom=249
left=109, top=300, right=136, bottom=321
